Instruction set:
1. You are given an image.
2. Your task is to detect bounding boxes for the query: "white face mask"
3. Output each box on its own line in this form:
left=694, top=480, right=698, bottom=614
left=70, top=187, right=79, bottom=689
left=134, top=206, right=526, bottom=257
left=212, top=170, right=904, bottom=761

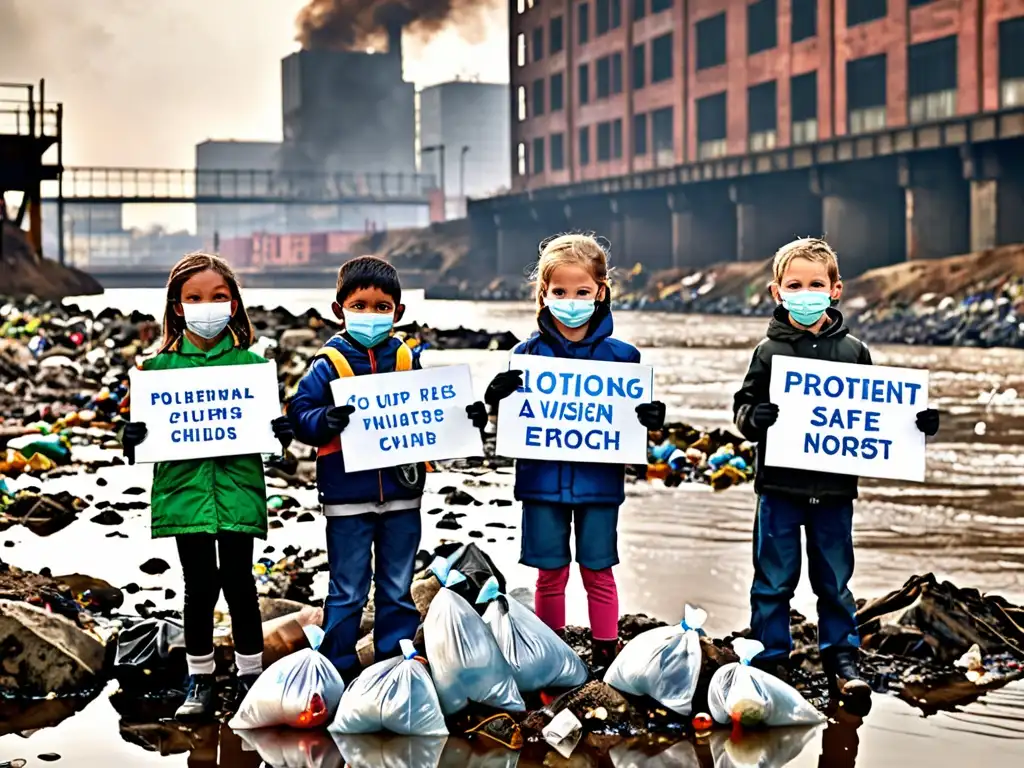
left=182, top=301, right=232, bottom=339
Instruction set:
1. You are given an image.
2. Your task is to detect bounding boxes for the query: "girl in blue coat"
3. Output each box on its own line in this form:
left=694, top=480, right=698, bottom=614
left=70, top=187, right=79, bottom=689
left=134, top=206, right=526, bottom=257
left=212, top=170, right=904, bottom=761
left=485, top=233, right=666, bottom=669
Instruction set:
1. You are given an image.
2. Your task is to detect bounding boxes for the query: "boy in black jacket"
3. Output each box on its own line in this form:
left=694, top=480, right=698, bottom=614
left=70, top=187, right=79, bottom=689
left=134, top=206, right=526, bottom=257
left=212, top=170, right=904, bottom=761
left=733, top=238, right=940, bottom=702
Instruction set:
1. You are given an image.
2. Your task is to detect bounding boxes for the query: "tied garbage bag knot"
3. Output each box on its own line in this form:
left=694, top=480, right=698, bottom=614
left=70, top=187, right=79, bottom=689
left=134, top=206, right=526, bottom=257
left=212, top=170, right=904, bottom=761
left=230, top=645, right=345, bottom=730
left=604, top=603, right=708, bottom=717
left=478, top=577, right=588, bottom=692
left=423, top=583, right=525, bottom=715
left=330, top=637, right=448, bottom=737
left=708, top=639, right=825, bottom=729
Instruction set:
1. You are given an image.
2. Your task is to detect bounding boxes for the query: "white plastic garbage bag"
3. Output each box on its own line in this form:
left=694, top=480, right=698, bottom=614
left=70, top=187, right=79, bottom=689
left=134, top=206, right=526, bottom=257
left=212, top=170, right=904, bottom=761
left=230, top=625, right=346, bottom=730
left=332, top=733, right=447, bottom=768
left=331, top=639, right=448, bottom=736
left=709, top=724, right=822, bottom=768
left=477, top=576, right=588, bottom=692
left=708, top=639, right=825, bottom=728
left=236, top=727, right=342, bottom=768
left=424, top=565, right=525, bottom=715
left=603, top=604, right=708, bottom=716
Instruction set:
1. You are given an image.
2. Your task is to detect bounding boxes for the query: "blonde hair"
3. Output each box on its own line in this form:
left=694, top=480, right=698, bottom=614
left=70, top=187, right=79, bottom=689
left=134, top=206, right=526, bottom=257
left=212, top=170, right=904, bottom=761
left=531, top=233, right=611, bottom=312
left=772, top=237, right=841, bottom=285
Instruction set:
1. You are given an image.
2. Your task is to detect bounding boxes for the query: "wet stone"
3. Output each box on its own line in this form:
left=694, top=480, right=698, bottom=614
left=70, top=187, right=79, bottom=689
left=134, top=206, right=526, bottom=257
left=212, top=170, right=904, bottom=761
left=105, top=532, right=128, bottom=539
left=164, top=589, right=176, bottom=600
left=138, top=558, right=170, bottom=576
left=445, top=490, right=480, bottom=506
left=3, top=541, right=13, bottom=548
left=296, top=512, right=315, bottom=523
left=268, top=520, right=284, bottom=530
left=469, top=531, right=483, bottom=539
left=122, top=583, right=141, bottom=594
left=37, top=756, right=61, bottom=763
left=122, top=487, right=145, bottom=496
left=489, top=499, right=513, bottom=507
left=485, top=522, right=508, bottom=528
left=90, top=510, right=124, bottom=526
left=96, top=478, right=107, bottom=487
left=426, top=508, right=443, bottom=516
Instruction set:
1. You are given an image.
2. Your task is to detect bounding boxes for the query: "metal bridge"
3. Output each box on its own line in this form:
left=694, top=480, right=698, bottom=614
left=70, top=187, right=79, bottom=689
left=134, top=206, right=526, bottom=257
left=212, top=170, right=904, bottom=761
left=42, top=166, right=437, bottom=205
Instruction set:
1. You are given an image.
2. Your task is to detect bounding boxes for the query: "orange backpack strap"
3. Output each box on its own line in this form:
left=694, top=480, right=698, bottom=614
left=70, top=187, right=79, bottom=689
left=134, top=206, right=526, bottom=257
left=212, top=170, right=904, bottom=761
left=316, top=345, right=355, bottom=378
left=395, top=342, right=414, bottom=372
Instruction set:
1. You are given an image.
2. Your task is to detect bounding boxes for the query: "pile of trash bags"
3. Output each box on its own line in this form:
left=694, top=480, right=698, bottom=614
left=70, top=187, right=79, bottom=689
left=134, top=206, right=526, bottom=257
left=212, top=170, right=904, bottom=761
left=645, top=424, right=755, bottom=491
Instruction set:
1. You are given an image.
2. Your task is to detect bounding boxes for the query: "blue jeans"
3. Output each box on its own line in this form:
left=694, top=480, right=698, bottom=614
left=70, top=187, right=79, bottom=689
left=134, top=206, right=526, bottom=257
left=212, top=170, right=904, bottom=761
left=320, top=508, right=422, bottom=676
left=520, top=503, right=619, bottom=571
left=749, top=493, right=859, bottom=660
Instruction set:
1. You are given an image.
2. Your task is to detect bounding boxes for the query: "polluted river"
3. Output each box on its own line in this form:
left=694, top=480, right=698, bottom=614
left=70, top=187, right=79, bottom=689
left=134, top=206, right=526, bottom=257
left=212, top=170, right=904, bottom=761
left=2, top=289, right=1024, bottom=768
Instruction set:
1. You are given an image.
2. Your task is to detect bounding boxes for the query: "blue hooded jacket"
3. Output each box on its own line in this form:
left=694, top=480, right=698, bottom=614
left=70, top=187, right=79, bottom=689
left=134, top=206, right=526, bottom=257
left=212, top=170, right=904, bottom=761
left=511, top=303, right=641, bottom=506
left=288, top=333, right=424, bottom=507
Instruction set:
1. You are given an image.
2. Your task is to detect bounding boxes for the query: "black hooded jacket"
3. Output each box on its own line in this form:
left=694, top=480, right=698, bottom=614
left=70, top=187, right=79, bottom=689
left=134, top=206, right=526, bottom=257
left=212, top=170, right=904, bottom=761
left=733, top=305, right=873, bottom=501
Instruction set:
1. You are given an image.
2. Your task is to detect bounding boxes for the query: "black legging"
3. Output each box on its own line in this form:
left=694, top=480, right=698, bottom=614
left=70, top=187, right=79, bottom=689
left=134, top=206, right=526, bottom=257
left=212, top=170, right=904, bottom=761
left=176, top=532, right=263, bottom=657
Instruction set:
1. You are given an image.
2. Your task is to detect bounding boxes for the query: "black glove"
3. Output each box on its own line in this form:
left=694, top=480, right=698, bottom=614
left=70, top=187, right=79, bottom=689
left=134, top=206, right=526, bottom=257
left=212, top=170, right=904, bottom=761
left=466, top=401, right=488, bottom=430
left=121, top=421, right=148, bottom=466
left=635, top=401, right=666, bottom=431
left=916, top=408, right=940, bottom=437
left=271, top=415, right=294, bottom=450
left=325, top=405, right=356, bottom=435
left=749, top=403, right=780, bottom=431
left=485, top=370, right=524, bottom=407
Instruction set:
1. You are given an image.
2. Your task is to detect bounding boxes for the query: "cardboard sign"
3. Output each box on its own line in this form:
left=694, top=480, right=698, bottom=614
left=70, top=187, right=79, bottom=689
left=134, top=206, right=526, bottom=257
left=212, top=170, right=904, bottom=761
left=330, top=364, right=483, bottom=472
left=764, top=356, right=930, bottom=482
left=129, top=362, right=282, bottom=464
left=496, top=355, right=653, bottom=465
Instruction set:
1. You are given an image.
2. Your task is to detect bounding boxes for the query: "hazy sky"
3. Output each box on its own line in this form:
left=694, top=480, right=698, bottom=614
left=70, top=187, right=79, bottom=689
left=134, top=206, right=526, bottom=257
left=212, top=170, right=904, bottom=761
left=0, top=0, right=509, bottom=169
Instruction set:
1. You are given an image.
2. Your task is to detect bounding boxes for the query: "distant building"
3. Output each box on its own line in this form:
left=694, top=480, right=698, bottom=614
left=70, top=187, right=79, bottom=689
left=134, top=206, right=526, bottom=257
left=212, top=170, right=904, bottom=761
left=42, top=202, right=127, bottom=267
left=419, top=81, right=511, bottom=218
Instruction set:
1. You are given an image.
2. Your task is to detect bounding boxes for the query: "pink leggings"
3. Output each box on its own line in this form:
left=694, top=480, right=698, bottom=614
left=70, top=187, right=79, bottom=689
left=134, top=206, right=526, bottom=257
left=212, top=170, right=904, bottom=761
left=534, top=566, right=619, bottom=641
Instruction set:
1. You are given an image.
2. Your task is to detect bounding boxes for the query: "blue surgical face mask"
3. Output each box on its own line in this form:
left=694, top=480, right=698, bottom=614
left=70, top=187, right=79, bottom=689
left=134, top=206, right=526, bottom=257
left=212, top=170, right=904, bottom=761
left=343, top=310, right=394, bottom=348
left=780, top=290, right=832, bottom=326
left=546, top=298, right=596, bottom=329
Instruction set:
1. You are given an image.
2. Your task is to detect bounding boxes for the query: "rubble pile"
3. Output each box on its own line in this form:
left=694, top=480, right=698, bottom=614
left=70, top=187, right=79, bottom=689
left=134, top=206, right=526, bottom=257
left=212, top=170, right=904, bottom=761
left=644, top=424, right=755, bottom=491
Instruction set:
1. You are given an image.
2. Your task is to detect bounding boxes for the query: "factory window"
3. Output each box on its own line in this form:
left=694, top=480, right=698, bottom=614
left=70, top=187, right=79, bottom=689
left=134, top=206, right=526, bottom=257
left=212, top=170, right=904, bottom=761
left=579, top=63, right=591, bottom=104
left=597, top=56, right=611, bottom=98
left=908, top=0, right=936, bottom=5
left=578, top=2, right=591, bottom=44
left=596, top=0, right=620, bottom=34
left=697, top=92, right=728, bottom=159
left=999, top=17, right=1024, bottom=107
left=633, top=43, right=646, bottom=90
left=791, top=0, right=816, bottom=42
left=612, top=52, right=623, bottom=94
left=532, top=78, right=545, bottom=115
left=517, top=142, right=527, bottom=176
left=634, top=112, right=648, bottom=155
left=517, top=34, right=527, bottom=67
left=533, top=27, right=544, bottom=61
left=847, top=53, right=887, bottom=134
left=551, top=133, right=566, bottom=170
left=908, top=36, right=957, bottom=123
left=518, top=0, right=526, bottom=13
left=550, top=73, right=565, bottom=111
left=791, top=71, right=818, bottom=143
left=613, top=118, right=623, bottom=157
left=748, top=0, right=777, bottom=56
left=550, top=16, right=565, bottom=54
left=696, top=12, right=727, bottom=70
left=527, top=0, right=535, bottom=7
left=597, top=121, right=612, bottom=160
left=580, top=126, right=591, bottom=165
left=517, top=86, right=527, bottom=121
left=847, top=0, right=886, bottom=28
left=651, top=0, right=672, bottom=12
left=533, top=137, right=545, bottom=173
left=652, top=32, right=673, bottom=82
left=633, top=0, right=645, bottom=21
left=652, top=106, right=674, bottom=166
left=748, top=80, right=778, bottom=151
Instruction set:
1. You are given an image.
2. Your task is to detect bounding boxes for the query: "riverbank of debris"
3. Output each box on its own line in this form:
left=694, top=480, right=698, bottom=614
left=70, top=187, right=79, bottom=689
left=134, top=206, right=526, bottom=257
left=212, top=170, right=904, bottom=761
left=0, top=222, right=102, bottom=300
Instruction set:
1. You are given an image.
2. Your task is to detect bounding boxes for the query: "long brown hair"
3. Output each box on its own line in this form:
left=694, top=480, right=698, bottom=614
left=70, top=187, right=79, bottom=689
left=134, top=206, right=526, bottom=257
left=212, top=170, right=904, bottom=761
left=159, top=252, right=254, bottom=353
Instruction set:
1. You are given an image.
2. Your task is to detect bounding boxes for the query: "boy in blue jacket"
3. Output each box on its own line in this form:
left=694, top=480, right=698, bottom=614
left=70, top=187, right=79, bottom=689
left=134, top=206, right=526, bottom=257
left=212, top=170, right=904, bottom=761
left=288, top=256, right=487, bottom=679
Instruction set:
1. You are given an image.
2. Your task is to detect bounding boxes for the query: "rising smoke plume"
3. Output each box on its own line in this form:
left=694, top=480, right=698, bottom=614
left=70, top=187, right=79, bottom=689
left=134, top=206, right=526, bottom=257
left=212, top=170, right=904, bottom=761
left=296, top=0, right=499, bottom=51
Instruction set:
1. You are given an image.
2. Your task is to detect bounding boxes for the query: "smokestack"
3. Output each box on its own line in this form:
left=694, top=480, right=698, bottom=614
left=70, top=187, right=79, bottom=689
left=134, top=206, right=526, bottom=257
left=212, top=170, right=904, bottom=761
left=387, top=21, right=402, bottom=61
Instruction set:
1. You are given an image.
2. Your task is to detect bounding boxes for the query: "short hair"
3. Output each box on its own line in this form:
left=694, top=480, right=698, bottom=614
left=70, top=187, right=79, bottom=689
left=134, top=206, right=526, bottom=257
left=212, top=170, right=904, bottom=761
left=336, top=256, right=402, bottom=305
left=530, top=232, right=611, bottom=312
left=772, top=238, right=841, bottom=285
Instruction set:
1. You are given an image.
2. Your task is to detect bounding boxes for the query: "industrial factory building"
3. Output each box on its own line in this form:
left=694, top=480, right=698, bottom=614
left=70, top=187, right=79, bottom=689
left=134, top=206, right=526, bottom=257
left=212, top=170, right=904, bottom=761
left=470, top=0, right=1024, bottom=278
left=419, top=81, right=512, bottom=218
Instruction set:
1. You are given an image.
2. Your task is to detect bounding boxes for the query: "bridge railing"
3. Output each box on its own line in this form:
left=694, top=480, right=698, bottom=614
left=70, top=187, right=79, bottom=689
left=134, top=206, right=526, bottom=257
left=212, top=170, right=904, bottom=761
left=48, top=167, right=438, bottom=202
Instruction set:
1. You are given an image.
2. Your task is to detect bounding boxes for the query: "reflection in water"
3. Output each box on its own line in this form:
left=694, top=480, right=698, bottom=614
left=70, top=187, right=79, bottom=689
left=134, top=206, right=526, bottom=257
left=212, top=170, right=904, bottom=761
left=332, top=733, right=448, bottom=768
left=709, top=726, right=821, bottom=768
left=610, top=737, right=700, bottom=767
left=237, top=727, right=341, bottom=768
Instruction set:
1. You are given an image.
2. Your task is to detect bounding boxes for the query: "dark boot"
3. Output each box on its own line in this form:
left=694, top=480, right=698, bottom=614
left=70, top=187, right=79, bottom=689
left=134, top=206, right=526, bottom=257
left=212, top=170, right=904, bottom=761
left=751, top=654, right=792, bottom=685
left=824, top=648, right=872, bottom=703
left=231, top=673, right=260, bottom=708
left=175, top=674, right=217, bottom=721
left=590, top=639, right=620, bottom=675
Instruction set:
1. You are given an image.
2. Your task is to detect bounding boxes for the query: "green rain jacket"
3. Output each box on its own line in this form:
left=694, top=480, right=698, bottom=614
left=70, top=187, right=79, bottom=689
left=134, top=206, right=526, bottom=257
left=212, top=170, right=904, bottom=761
left=140, top=332, right=270, bottom=539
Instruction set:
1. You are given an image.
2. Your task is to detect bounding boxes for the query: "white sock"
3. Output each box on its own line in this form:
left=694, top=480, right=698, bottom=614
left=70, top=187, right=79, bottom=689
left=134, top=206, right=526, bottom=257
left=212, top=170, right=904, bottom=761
left=186, top=651, right=216, bottom=676
left=235, top=651, right=263, bottom=677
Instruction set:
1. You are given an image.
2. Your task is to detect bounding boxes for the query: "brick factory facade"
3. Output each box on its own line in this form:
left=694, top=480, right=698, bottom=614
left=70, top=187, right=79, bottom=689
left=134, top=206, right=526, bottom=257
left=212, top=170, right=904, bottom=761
left=509, top=0, right=1024, bottom=193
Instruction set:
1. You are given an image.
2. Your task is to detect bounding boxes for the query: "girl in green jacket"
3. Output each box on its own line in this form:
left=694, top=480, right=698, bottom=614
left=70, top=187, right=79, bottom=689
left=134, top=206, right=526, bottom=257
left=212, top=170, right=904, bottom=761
left=120, top=252, right=294, bottom=721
